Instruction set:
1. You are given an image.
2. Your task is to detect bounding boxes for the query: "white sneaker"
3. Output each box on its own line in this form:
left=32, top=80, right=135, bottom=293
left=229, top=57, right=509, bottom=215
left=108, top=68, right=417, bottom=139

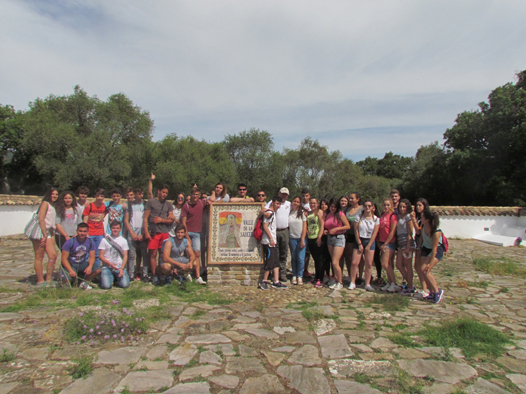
left=196, top=277, right=206, bottom=285
left=186, top=273, right=193, bottom=282
left=365, top=284, right=374, bottom=292
left=334, top=283, right=343, bottom=290
left=415, top=290, right=429, bottom=299
left=388, top=283, right=400, bottom=293
left=80, top=282, right=92, bottom=290
left=327, top=277, right=336, bottom=287
left=348, top=282, right=356, bottom=290
left=291, top=276, right=298, bottom=285
left=297, top=278, right=303, bottom=285
left=380, top=282, right=391, bottom=291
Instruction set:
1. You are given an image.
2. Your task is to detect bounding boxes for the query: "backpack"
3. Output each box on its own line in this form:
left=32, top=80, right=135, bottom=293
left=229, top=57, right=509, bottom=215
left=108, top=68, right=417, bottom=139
left=437, top=229, right=449, bottom=253
left=254, top=210, right=273, bottom=242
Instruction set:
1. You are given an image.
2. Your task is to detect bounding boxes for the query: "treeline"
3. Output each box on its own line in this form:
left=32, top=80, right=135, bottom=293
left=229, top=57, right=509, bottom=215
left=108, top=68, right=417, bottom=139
left=1, top=69, right=526, bottom=206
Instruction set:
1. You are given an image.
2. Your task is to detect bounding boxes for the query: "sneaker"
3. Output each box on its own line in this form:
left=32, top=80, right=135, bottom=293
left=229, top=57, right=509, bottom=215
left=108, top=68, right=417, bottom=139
left=272, top=281, right=288, bottom=289
left=303, top=270, right=312, bottom=279
left=140, top=276, right=150, bottom=284
left=414, top=290, right=429, bottom=299
left=135, top=276, right=141, bottom=281
left=348, top=282, right=356, bottom=290
left=164, top=277, right=172, bottom=286
left=365, top=284, right=375, bottom=292
left=152, top=276, right=161, bottom=286
left=433, top=289, right=444, bottom=304
left=380, top=282, right=391, bottom=291
left=291, top=276, right=297, bottom=285
left=329, top=281, right=337, bottom=289
left=333, top=283, right=343, bottom=291
left=424, top=292, right=436, bottom=301
left=298, top=278, right=303, bottom=285
left=186, top=273, right=193, bottom=282
left=323, top=276, right=330, bottom=285
left=387, top=284, right=401, bottom=293
left=36, top=281, right=47, bottom=288
left=374, top=277, right=386, bottom=287
left=259, top=280, right=268, bottom=290
left=177, top=276, right=185, bottom=285
left=355, top=277, right=364, bottom=286
left=80, top=282, right=92, bottom=290
left=196, top=277, right=206, bottom=285
left=401, top=287, right=416, bottom=296
left=46, top=280, right=57, bottom=288
left=314, top=280, right=323, bottom=288
left=401, top=280, right=408, bottom=289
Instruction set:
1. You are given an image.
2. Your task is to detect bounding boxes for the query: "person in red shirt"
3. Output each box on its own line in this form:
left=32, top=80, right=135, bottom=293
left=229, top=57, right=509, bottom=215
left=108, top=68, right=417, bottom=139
left=82, top=188, right=108, bottom=270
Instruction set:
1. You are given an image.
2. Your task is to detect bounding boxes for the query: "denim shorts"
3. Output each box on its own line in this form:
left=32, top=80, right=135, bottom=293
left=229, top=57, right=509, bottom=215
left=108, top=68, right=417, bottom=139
left=421, top=245, right=444, bottom=261
left=378, top=241, right=396, bottom=251
left=327, top=234, right=345, bottom=247
left=354, top=237, right=376, bottom=251
left=188, top=232, right=201, bottom=252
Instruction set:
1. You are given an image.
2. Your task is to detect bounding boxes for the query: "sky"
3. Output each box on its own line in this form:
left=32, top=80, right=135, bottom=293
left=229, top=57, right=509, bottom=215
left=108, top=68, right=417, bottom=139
left=1, top=0, right=525, bottom=161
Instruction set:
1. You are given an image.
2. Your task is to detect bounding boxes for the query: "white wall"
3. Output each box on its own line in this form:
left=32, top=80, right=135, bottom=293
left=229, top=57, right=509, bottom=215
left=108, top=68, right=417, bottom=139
left=0, top=205, right=39, bottom=236
left=440, top=216, right=526, bottom=239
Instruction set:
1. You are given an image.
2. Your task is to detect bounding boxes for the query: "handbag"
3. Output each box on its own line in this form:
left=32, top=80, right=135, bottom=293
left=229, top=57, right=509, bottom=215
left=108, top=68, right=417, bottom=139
left=25, top=204, right=44, bottom=239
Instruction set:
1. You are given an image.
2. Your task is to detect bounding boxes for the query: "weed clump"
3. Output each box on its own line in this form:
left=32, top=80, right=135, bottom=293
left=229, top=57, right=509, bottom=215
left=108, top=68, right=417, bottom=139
left=369, top=294, right=409, bottom=312
left=68, top=353, right=93, bottom=379
left=473, top=257, right=526, bottom=278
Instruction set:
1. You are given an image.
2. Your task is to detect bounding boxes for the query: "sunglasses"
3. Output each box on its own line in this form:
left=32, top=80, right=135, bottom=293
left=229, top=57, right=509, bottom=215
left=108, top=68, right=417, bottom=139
left=258, top=194, right=265, bottom=197
left=239, top=188, right=247, bottom=191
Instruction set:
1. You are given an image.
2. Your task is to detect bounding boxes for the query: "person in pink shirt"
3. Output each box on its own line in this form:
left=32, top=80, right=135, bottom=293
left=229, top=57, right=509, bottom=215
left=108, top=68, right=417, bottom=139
left=377, top=198, right=399, bottom=292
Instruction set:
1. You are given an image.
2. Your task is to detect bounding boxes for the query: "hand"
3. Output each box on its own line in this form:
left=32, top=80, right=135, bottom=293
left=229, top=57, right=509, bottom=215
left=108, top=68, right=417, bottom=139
left=300, top=240, right=305, bottom=249
left=153, top=217, right=163, bottom=224
left=358, top=244, right=364, bottom=253
left=422, top=264, right=430, bottom=274
left=144, top=232, right=151, bottom=240
left=410, top=211, right=416, bottom=220
left=270, top=240, right=276, bottom=247
left=65, top=236, right=71, bottom=241
left=323, top=230, right=328, bottom=235
left=316, top=239, right=322, bottom=247
left=84, top=266, right=92, bottom=275
left=329, top=228, right=337, bottom=235
left=138, top=235, right=143, bottom=241
left=150, top=173, right=155, bottom=181
left=131, top=232, right=139, bottom=241
left=68, top=269, right=77, bottom=278
left=40, top=238, right=46, bottom=247
left=118, top=268, right=124, bottom=278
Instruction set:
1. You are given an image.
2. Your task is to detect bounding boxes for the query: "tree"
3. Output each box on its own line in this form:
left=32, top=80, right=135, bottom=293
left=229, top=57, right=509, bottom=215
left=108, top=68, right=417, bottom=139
left=357, top=152, right=413, bottom=180
left=22, top=86, right=154, bottom=191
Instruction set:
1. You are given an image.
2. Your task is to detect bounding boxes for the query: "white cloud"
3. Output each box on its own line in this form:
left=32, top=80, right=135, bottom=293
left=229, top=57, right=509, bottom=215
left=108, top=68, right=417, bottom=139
left=1, top=0, right=525, bottom=160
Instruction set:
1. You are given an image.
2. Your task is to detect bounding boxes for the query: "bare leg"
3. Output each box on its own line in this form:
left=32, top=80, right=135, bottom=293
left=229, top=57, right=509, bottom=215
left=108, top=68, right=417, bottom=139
left=381, top=248, right=396, bottom=284
left=404, top=253, right=414, bottom=288
left=32, top=240, right=45, bottom=284
left=44, top=238, right=57, bottom=282
left=395, top=251, right=407, bottom=285
left=149, top=249, right=158, bottom=276
left=414, top=250, right=428, bottom=292
left=329, top=245, right=345, bottom=284
left=350, top=248, right=362, bottom=283
left=363, top=250, right=375, bottom=285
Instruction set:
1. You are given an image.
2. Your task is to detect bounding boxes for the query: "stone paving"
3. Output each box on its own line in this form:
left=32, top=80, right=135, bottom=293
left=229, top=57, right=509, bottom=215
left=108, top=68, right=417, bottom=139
left=0, top=236, right=526, bottom=393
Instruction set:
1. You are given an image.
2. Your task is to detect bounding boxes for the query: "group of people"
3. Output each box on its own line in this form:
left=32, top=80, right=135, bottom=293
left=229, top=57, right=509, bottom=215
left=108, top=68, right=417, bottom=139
left=28, top=177, right=446, bottom=303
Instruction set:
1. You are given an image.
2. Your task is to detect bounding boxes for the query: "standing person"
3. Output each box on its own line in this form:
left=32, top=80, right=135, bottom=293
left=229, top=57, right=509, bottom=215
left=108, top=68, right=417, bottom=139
left=300, top=189, right=312, bottom=279
left=83, top=189, right=108, bottom=269
left=325, top=198, right=351, bottom=290
left=169, top=193, right=185, bottom=236
left=306, top=197, right=325, bottom=288
left=256, top=190, right=267, bottom=203
left=412, top=198, right=430, bottom=298
left=75, top=186, right=90, bottom=219
left=259, top=196, right=287, bottom=290
left=319, top=198, right=332, bottom=284
left=30, top=188, right=59, bottom=287
left=378, top=198, right=399, bottom=292
left=60, top=223, right=100, bottom=289
left=210, top=182, right=230, bottom=202
left=99, top=221, right=130, bottom=289
left=122, top=187, right=135, bottom=238
left=338, top=195, right=350, bottom=280
left=265, top=187, right=292, bottom=283
left=420, top=210, right=445, bottom=303
left=105, top=188, right=127, bottom=235
left=160, top=223, right=206, bottom=285
left=143, top=184, right=175, bottom=285
left=349, top=200, right=379, bottom=291
left=289, top=196, right=307, bottom=285
left=181, top=186, right=212, bottom=277
left=391, top=189, right=401, bottom=215
left=344, top=193, right=363, bottom=284
left=55, top=191, right=81, bottom=249
left=230, top=183, right=255, bottom=202
left=124, top=187, right=148, bottom=282
left=396, top=199, right=415, bottom=294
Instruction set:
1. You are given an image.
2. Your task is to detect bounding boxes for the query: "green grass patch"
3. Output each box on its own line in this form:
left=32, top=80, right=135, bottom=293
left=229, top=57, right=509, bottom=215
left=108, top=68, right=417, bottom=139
left=389, top=333, right=420, bottom=348
left=68, top=353, right=93, bottom=379
left=191, top=309, right=207, bottom=319
left=301, top=309, right=327, bottom=322
left=0, top=349, right=15, bottom=362
left=473, top=257, right=526, bottom=278
left=354, top=373, right=372, bottom=384
left=393, top=370, right=424, bottom=394
left=467, top=281, right=490, bottom=288
left=368, top=294, right=409, bottom=312
left=421, top=318, right=510, bottom=358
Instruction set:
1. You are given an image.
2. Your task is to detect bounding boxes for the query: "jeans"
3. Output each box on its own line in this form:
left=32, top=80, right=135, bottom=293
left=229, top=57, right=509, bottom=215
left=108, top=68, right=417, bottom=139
left=188, top=232, right=201, bottom=252
left=127, top=234, right=149, bottom=278
left=101, top=266, right=130, bottom=289
left=89, top=235, right=104, bottom=267
left=289, top=237, right=306, bottom=278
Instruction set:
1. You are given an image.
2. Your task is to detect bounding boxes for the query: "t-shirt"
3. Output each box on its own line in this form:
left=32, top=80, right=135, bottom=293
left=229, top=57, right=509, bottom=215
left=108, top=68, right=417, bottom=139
left=396, top=214, right=412, bottom=244
left=128, top=201, right=146, bottom=237
left=56, top=208, right=81, bottom=236
left=355, top=215, right=380, bottom=239
left=83, top=203, right=108, bottom=236
left=265, top=200, right=291, bottom=229
left=289, top=210, right=306, bottom=239
left=181, top=200, right=208, bottom=233
left=160, top=237, right=188, bottom=264
left=145, top=198, right=174, bottom=234
left=261, top=211, right=276, bottom=246
left=168, top=206, right=182, bottom=237
left=209, top=194, right=230, bottom=202
left=324, top=212, right=346, bottom=235
left=99, top=236, right=129, bottom=269
left=302, top=202, right=311, bottom=212
left=378, top=212, right=398, bottom=243
left=76, top=202, right=89, bottom=221
left=62, top=237, right=96, bottom=265
left=345, top=207, right=363, bottom=235
left=307, top=212, right=321, bottom=239
left=105, top=201, right=126, bottom=235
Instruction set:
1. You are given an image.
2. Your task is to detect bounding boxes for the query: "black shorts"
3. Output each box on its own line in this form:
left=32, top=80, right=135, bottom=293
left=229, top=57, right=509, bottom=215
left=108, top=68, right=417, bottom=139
left=262, top=244, right=279, bottom=271
left=346, top=233, right=356, bottom=244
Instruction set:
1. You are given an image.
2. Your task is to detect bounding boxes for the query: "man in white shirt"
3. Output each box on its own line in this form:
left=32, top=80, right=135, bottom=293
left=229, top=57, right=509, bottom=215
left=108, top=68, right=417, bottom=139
left=265, top=187, right=291, bottom=282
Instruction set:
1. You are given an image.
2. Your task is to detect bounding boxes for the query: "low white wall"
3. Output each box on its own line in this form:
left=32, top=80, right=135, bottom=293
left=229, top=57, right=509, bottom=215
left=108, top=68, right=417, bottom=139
left=440, top=216, right=525, bottom=239
left=0, top=205, right=40, bottom=237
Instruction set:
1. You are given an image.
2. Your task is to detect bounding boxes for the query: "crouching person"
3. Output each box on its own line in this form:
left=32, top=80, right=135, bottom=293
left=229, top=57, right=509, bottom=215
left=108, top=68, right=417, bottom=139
left=99, top=221, right=130, bottom=289
left=61, top=222, right=101, bottom=290
left=160, top=224, right=206, bottom=285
